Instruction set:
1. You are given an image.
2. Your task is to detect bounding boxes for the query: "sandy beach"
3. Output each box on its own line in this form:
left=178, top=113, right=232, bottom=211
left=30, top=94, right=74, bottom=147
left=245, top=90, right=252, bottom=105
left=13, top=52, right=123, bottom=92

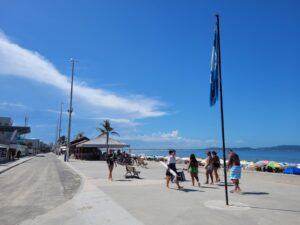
left=66, top=158, right=300, bottom=225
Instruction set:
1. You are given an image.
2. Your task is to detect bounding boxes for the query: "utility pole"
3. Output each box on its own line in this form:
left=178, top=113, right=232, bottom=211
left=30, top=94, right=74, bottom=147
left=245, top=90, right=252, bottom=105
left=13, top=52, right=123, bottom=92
left=65, top=58, right=76, bottom=162
left=24, top=114, right=28, bottom=138
left=58, top=102, right=63, bottom=141
left=55, top=119, right=59, bottom=153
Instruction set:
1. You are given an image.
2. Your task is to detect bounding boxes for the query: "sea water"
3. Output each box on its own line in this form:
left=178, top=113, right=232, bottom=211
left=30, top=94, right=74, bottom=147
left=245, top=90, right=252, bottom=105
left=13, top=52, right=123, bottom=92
left=131, top=148, right=300, bottom=164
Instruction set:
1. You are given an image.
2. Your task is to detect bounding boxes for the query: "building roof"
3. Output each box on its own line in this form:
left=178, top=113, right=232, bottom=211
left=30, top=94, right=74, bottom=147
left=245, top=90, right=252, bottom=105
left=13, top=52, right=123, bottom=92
left=77, top=135, right=130, bottom=148
left=70, top=137, right=90, bottom=146
left=0, top=126, right=31, bottom=134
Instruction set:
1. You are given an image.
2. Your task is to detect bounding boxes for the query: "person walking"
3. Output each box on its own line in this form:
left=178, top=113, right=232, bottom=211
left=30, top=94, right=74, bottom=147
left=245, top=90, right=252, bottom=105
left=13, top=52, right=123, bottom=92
left=228, top=149, right=242, bottom=193
left=188, top=154, right=201, bottom=187
left=106, top=149, right=116, bottom=181
left=204, top=151, right=214, bottom=184
left=212, top=151, right=221, bottom=182
left=166, top=150, right=183, bottom=189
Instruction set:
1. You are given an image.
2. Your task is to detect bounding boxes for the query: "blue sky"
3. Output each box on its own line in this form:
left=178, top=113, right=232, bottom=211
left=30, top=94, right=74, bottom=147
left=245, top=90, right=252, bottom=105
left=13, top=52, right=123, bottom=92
left=0, top=0, right=299, bottom=148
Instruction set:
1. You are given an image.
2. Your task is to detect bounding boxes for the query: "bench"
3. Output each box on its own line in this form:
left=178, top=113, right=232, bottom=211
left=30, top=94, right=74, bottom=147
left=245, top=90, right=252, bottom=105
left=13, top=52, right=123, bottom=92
left=125, top=165, right=141, bottom=178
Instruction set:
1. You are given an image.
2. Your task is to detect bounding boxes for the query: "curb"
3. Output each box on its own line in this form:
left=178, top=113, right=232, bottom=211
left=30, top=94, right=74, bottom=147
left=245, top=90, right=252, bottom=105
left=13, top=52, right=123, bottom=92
left=0, top=157, right=34, bottom=174
left=56, top=156, right=86, bottom=198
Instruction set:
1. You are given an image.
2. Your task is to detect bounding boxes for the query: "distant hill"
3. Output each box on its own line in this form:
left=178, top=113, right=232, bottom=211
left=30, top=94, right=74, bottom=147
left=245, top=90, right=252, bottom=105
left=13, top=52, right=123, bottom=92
left=204, top=145, right=300, bottom=151
left=256, top=145, right=300, bottom=150
left=131, top=145, right=300, bottom=151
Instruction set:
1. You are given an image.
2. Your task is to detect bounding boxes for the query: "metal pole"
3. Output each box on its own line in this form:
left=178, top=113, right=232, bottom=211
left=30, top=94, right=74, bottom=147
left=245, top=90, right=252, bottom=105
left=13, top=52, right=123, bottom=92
left=24, top=114, right=28, bottom=138
left=216, top=14, right=229, bottom=205
left=58, top=102, right=63, bottom=141
left=54, top=119, right=59, bottom=154
left=65, top=58, right=76, bottom=162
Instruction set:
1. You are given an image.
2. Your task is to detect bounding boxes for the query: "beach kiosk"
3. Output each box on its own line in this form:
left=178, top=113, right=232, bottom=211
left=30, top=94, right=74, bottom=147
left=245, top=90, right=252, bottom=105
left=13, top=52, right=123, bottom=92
left=76, top=135, right=130, bottom=160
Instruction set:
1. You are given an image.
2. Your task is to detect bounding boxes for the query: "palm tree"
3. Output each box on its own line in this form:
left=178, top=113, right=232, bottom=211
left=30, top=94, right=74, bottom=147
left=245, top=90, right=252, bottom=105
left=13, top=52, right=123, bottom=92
left=96, top=120, right=119, bottom=153
left=58, top=135, right=66, bottom=145
left=75, top=131, right=85, bottom=140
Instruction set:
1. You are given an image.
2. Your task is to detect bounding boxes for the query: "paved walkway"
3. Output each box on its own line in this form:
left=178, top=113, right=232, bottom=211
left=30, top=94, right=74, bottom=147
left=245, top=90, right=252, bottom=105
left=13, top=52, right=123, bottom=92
left=0, top=153, right=80, bottom=225
left=0, top=156, right=34, bottom=174
left=20, top=156, right=143, bottom=225
left=64, top=159, right=300, bottom=225
left=12, top=155, right=300, bottom=225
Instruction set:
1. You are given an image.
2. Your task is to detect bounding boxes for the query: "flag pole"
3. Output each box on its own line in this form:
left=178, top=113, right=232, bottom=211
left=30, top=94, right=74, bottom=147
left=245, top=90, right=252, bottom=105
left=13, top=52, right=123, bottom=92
left=216, top=14, right=229, bottom=206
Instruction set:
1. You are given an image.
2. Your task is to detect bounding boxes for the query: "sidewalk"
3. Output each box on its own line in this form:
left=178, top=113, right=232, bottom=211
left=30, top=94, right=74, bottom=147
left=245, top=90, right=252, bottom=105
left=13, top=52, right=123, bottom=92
left=20, top=156, right=300, bottom=225
left=0, top=156, right=35, bottom=174
left=61, top=159, right=300, bottom=225
left=20, top=155, right=143, bottom=225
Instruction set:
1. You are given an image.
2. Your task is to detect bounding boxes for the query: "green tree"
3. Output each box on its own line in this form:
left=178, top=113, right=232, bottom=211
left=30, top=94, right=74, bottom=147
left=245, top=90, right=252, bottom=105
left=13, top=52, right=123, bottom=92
left=58, top=135, right=66, bottom=145
left=75, top=131, right=85, bottom=140
left=96, top=120, right=119, bottom=153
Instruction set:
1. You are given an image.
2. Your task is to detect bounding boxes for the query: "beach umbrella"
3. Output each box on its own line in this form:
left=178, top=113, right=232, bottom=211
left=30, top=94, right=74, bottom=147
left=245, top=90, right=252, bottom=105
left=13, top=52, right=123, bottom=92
left=278, top=163, right=289, bottom=169
left=256, top=160, right=269, bottom=165
left=283, top=167, right=300, bottom=175
left=266, top=161, right=282, bottom=170
left=255, top=160, right=269, bottom=168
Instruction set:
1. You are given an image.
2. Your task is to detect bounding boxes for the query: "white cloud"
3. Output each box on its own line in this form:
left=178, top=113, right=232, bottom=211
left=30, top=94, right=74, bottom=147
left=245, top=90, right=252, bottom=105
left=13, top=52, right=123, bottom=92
left=0, top=32, right=165, bottom=119
left=43, top=109, right=69, bottom=116
left=205, top=139, right=218, bottom=144
left=0, top=101, right=28, bottom=110
left=121, top=130, right=201, bottom=143
left=85, top=117, right=140, bottom=127
left=235, top=139, right=244, bottom=144
left=160, top=130, right=179, bottom=139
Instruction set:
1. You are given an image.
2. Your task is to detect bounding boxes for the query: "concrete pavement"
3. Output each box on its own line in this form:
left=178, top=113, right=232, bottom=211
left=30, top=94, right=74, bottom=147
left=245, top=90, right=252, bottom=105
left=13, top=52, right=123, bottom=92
left=0, top=153, right=80, bottom=225
left=0, top=156, right=34, bottom=174
left=20, top=156, right=143, bottom=225
left=63, top=159, right=300, bottom=225
left=4, top=154, right=299, bottom=225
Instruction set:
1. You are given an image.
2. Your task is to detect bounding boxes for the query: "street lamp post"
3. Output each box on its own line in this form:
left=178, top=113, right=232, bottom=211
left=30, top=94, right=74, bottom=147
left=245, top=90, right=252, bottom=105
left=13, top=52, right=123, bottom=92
left=58, top=102, right=63, bottom=141
left=65, top=58, right=76, bottom=162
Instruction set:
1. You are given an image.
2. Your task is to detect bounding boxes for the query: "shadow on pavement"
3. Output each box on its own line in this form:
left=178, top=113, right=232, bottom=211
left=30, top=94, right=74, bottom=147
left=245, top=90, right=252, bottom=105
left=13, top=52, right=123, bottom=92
left=124, top=176, right=144, bottom=180
left=200, top=186, right=220, bottom=189
left=115, top=179, right=132, bottom=182
left=236, top=205, right=300, bottom=213
left=169, top=188, right=204, bottom=192
left=217, top=183, right=234, bottom=187
left=182, top=188, right=205, bottom=193
left=241, top=192, right=269, bottom=195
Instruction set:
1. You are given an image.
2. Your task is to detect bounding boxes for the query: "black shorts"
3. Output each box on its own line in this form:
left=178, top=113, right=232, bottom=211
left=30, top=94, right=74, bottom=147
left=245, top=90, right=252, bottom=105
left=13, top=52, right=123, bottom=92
left=166, top=163, right=177, bottom=176
left=213, top=163, right=220, bottom=168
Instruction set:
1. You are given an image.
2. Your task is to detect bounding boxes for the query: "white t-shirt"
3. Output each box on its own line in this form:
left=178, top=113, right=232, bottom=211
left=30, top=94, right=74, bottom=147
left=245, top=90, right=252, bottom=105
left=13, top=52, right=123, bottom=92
left=167, top=155, right=176, bottom=165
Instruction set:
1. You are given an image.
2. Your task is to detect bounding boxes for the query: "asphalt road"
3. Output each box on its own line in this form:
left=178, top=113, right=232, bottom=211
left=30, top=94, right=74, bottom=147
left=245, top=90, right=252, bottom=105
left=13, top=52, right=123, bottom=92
left=0, top=153, right=81, bottom=225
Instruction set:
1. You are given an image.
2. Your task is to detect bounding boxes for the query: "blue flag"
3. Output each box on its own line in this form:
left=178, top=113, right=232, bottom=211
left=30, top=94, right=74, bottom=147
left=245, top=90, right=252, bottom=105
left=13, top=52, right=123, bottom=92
left=210, top=23, right=219, bottom=106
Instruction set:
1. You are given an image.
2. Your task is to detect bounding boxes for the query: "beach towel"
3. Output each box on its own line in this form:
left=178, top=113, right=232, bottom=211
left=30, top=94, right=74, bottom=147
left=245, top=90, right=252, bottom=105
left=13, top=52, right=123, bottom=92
left=230, top=165, right=241, bottom=180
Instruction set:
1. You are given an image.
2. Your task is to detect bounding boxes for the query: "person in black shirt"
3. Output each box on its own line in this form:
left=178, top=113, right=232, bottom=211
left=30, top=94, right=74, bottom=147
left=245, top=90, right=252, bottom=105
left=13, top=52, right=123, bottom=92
left=106, top=149, right=116, bottom=181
